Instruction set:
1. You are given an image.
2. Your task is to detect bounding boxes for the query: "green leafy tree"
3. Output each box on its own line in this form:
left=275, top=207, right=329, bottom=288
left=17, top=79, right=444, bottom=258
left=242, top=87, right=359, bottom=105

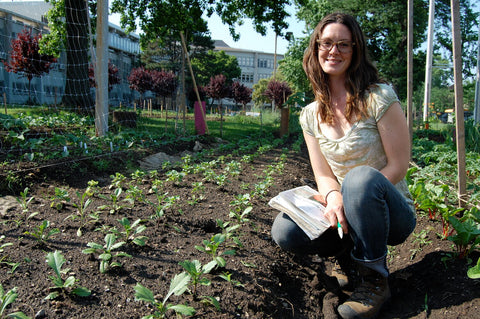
left=252, top=78, right=272, bottom=109
left=278, top=36, right=312, bottom=97
left=434, top=0, right=479, bottom=79
left=191, top=50, right=241, bottom=86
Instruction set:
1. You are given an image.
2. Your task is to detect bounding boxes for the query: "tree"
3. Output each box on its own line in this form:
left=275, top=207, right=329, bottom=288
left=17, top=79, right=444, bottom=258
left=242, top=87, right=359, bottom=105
left=191, top=50, right=241, bottom=86
left=151, top=70, right=178, bottom=110
left=111, top=0, right=292, bottom=42
left=4, top=28, right=57, bottom=104
left=231, top=81, right=252, bottom=113
left=434, top=0, right=479, bottom=79
left=89, top=62, right=121, bottom=92
left=264, top=79, right=293, bottom=136
left=278, top=36, right=312, bottom=98
left=205, top=74, right=231, bottom=136
left=128, top=67, right=153, bottom=106
left=252, top=78, right=272, bottom=109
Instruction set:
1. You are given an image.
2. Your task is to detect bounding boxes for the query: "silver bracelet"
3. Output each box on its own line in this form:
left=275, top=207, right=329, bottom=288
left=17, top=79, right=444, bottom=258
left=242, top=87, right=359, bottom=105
left=325, top=189, right=341, bottom=204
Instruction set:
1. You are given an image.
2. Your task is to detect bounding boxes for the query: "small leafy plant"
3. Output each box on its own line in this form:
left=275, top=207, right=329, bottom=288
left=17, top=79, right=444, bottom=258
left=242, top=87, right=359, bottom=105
left=178, top=260, right=212, bottom=296
left=0, top=284, right=30, bottom=319
left=50, top=187, right=70, bottom=211
left=447, top=213, right=480, bottom=259
left=134, top=272, right=195, bottom=319
left=110, top=217, right=148, bottom=246
left=82, top=233, right=132, bottom=273
left=25, top=220, right=60, bottom=244
left=45, top=250, right=91, bottom=300
left=195, top=233, right=236, bottom=270
left=14, top=187, right=38, bottom=225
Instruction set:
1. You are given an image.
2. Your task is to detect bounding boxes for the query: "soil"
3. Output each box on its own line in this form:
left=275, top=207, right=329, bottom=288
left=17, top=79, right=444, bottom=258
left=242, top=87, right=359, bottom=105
left=0, top=136, right=479, bottom=319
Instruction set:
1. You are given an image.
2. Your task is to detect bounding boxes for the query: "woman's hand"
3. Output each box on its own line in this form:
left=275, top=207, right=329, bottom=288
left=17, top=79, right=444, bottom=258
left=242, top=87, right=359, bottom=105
left=324, top=191, right=348, bottom=234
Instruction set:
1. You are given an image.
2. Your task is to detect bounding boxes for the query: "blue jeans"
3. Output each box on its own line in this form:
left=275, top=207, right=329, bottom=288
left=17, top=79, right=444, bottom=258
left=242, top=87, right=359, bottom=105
left=271, top=166, right=416, bottom=263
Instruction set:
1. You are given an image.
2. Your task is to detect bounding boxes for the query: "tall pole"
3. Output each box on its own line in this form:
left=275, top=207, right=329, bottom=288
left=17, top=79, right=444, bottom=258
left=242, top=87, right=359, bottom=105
left=95, top=0, right=109, bottom=136
left=423, top=0, right=435, bottom=127
left=474, top=21, right=480, bottom=124
left=273, top=33, right=278, bottom=79
left=451, top=0, right=466, bottom=207
left=407, top=0, right=414, bottom=144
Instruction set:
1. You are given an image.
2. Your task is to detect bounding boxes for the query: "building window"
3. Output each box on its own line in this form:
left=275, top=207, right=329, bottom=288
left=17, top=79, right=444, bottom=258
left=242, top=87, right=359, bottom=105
left=240, top=73, right=254, bottom=83
left=257, top=59, right=268, bottom=68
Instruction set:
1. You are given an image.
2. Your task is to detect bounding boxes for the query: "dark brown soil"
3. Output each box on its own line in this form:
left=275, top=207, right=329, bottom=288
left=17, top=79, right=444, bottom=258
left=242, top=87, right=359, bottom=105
left=1, top=138, right=479, bottom=319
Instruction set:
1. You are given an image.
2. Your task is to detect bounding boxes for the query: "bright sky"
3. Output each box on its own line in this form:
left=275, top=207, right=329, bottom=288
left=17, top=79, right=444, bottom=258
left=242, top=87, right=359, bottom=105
left=204, top=6, right=306, bottom=55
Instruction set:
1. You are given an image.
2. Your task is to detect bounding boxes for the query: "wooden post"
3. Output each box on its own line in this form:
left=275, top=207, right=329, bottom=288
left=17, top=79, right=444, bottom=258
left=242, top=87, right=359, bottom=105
left=3, top=92, right=7, bottom=114
left=451, top=0, right=466, bottom=207
left=407, top=0, right=414, bottom=147
left=423, top=0, right=435, bottom=127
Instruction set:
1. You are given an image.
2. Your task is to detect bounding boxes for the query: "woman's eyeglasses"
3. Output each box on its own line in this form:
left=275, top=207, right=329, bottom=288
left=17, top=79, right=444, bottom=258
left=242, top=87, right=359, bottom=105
left=317, top=40, right=355, bottom=53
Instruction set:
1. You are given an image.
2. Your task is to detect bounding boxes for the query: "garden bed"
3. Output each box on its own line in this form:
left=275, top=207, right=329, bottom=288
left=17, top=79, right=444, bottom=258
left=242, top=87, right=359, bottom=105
left=0, top=138, right=479, bottom=319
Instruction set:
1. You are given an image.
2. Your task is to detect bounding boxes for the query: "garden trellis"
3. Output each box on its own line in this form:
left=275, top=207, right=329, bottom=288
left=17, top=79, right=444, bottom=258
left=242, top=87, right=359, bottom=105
left=416, top=0, right=468, bottom=207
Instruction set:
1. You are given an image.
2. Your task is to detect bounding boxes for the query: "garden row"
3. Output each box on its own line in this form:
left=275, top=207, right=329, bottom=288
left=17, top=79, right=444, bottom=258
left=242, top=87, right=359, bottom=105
left=1, top=133, right=301, bottom=318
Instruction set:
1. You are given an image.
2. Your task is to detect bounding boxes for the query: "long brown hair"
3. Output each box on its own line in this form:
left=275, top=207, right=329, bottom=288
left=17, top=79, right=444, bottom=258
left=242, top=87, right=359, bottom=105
left=303, top=13, right=380, bottom=125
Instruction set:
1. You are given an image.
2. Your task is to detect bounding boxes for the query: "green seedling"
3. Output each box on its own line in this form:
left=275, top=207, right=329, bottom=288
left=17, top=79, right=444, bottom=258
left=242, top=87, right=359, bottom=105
left=165, top=169, right=186, bottom=185
left=66, top=188, right=97, bottom=236
left=45, top=250, right=91, bottom=300
left=25, top=220, right=60, bottom=244
left=50, top=187, right=70, bottom=210
left=125, top=185, right=145, bottom=204
left=109, top=172, right=126, bottom=189
left=15, top=187, right=38, bottom=224
left=218, top=271, right=244, bottom=287
left=0, top=284, right=30, bottom=318
left=229, top=206, right=252, bottom=224
left=98, top=187, right=127, bottom=214
left=82, top=233, right=132, bottom=273
left=133, top=272, right=195, bottom=319
left=195, top=233, right=236, bottom=270
left=111, top=217, right=148, bottom=246
left=178, top=260, right=212, bottom=296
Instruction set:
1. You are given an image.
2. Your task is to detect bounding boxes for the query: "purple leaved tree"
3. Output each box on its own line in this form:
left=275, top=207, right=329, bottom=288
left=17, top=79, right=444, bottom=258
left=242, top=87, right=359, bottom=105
left=264, top=79, right=293, bottom=136
left=4, top=28, right=57, bottom=105
left=206, top=74, right=231, bottom=136
left=231, top=81, right=252, bottom=114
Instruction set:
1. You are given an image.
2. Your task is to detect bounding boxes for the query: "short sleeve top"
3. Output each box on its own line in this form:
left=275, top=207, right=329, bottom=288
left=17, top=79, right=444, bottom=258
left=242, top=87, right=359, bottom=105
left=299, top=83, right=413, bottom=208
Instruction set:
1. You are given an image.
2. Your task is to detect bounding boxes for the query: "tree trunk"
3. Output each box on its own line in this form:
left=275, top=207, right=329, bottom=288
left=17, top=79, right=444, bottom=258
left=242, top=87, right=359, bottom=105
left=280, top=107, right=289, bottom=137
left=63, top=0, right=93, bottom=110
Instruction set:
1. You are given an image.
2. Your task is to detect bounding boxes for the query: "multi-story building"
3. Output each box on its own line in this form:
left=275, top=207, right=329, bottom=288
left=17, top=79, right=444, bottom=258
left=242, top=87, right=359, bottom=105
left=0, top=1, right=140, bottom=106
left=213, top=40, right=283, bottom=89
